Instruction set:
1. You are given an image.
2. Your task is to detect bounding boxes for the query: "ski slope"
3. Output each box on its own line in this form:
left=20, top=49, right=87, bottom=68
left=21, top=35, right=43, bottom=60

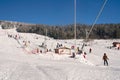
left=0, top=28, right=120, bottom=80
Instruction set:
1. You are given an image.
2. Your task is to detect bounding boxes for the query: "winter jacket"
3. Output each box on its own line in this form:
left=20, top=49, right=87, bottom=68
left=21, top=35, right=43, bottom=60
left=103, top=55, right=108, bottom=60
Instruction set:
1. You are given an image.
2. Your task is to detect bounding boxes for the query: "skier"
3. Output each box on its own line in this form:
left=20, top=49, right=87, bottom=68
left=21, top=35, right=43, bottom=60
left=102, top=53, right=109, bottom=66
left=36, top=48, right=39, bottom=53
left=89, top=48, right=92, bottom=53
left=70, top=46, right=76, bottom=58
left=83, top=52, right=87, bottom=59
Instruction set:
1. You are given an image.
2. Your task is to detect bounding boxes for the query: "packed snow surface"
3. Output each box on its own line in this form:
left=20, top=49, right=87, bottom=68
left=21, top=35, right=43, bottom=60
left=0, top=28, right=120, bottom=80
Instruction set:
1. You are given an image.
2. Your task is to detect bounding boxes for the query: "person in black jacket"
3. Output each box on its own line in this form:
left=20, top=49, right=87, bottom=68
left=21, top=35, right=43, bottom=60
left=103, top=53, right=109, bottom=66
left=89, top=48, right=92, bottom=53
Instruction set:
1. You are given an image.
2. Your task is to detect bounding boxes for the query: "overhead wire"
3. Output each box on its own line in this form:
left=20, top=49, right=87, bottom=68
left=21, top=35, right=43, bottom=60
left=86, top=0, right=108, bottom=40
left=81, top=0, right=108, bottom=50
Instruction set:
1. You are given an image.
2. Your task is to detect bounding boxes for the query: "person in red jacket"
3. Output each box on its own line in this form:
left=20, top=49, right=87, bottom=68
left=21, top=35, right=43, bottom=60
left=103, top=53, right=109, bottom=66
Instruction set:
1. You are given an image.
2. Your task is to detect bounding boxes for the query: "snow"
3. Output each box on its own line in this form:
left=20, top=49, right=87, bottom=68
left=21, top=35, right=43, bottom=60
left=0, top=28, right=120, bottom=80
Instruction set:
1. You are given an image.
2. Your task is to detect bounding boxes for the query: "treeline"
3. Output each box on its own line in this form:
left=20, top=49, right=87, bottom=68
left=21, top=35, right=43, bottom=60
left=16, top=24, right=120, bottom=39
left=0, top=21, right=120, bottom=39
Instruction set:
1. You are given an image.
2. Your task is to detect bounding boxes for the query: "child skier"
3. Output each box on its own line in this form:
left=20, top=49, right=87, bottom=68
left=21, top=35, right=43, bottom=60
left=102, top=53, right=109, bottom=66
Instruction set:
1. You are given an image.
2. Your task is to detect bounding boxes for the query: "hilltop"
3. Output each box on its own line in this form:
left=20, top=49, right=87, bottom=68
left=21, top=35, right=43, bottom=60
left=0, top=20, right=120, bottom=39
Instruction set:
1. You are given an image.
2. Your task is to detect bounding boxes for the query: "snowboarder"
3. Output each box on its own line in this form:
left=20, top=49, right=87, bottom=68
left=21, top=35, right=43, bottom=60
left=102, top=53, right=109, bottom=66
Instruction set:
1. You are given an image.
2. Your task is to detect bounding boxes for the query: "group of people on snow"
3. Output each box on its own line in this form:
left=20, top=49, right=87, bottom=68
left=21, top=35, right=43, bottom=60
left=56, top=43, right=63, bottom=48
left=7, top=31, right=109, bottom=66
left=70, top=46, right=109, bottom=66
left=70, top=46, right=87, bottom=59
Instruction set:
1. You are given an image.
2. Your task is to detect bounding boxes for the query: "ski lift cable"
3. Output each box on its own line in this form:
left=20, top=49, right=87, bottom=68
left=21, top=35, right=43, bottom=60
left=86, top=0, right=108, bottom=40
left=81, top=0, right=108, bottom=50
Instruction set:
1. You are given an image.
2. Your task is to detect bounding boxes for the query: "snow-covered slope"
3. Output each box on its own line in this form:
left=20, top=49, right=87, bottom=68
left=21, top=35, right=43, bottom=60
left=0, top=28, right=120, bottom=80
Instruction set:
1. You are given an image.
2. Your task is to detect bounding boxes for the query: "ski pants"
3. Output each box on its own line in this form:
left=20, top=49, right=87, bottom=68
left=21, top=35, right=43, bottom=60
left=104, top=60, right=108, bottom=66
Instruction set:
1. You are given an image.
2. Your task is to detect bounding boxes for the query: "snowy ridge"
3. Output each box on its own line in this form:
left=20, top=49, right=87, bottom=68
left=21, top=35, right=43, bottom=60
left=0, top=28, right=120, bottom=80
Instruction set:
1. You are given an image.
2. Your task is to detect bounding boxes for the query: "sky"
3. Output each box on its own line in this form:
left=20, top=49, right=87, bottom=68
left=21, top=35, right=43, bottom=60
left=0, top=0, right=120, bottom=25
